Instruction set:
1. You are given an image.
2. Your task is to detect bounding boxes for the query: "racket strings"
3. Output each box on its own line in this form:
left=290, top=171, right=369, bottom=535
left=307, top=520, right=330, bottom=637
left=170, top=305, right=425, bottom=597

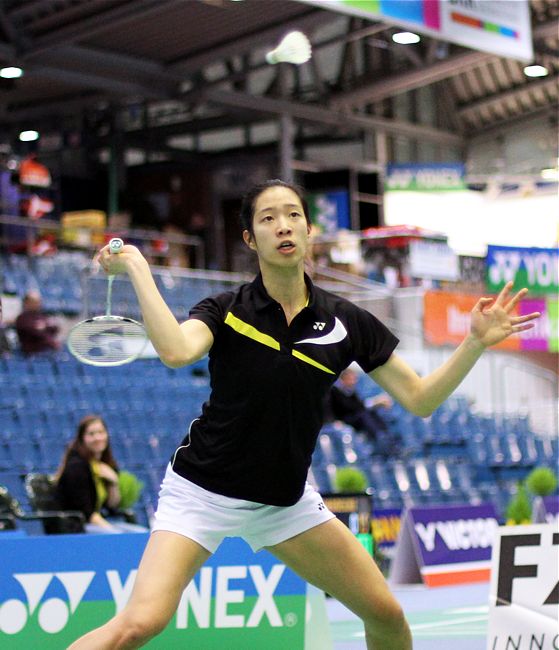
left=68, top=317, right=147, bottom=366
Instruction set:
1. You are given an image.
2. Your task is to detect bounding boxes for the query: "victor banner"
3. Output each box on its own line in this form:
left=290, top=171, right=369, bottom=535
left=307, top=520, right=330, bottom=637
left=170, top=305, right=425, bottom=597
left=390, top=503, right=499, bottom=587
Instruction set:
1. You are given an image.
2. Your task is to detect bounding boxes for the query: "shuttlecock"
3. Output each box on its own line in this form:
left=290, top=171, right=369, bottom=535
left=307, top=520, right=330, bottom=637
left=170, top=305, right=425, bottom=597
left=266, top=31, right=312, bottom=65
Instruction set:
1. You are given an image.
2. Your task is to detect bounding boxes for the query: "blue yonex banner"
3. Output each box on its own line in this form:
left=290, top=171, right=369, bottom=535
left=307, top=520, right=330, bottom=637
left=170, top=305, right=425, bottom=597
left=0, top=534, right=332, bottom=649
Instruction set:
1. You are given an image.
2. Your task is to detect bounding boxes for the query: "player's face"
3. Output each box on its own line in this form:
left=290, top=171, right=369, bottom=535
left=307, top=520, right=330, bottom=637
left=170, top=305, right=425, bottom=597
left=244, top=186, right=310, bottom=268
left=82, top=419, right=109, bottom=458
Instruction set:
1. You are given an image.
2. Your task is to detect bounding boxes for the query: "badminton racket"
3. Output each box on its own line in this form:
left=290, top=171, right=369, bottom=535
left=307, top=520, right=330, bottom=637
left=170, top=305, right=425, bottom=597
left=67, top=238, right=148, bottom=366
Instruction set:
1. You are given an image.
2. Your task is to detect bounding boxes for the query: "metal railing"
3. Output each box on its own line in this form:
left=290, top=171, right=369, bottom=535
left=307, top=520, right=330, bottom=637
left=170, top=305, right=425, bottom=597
left=0, top=214, right=205, bottom=268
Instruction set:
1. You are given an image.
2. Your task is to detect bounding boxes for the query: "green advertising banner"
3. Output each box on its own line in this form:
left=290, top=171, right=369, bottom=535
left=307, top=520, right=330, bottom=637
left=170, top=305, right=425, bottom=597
left=0, top=534, right=332, bottom=649
left=385, top=163, right=466, bottom=191
left=486, top=245, right=559, bottom=296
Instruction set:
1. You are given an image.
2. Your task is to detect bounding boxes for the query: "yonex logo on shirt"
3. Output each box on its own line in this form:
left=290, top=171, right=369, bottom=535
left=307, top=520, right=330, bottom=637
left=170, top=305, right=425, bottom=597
left=295, top=317, right=348, bottom=346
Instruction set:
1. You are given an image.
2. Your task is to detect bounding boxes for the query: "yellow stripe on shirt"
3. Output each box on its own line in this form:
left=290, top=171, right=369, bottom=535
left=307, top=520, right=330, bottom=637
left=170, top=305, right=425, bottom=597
left=225, top=312, right=281, bottom=350
left=292, top=349, right=335, bottom=375
left=225, top=311, right=333, bottom=374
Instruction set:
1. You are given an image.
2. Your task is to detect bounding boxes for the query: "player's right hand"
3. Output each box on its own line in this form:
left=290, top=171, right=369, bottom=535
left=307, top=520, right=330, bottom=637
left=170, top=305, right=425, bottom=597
left=94, top=242, right=145, bottom=275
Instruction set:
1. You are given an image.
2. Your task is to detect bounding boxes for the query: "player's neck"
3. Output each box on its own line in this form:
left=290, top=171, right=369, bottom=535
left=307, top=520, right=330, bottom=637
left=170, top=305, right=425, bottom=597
left=260, top=265, right=308, bottom=319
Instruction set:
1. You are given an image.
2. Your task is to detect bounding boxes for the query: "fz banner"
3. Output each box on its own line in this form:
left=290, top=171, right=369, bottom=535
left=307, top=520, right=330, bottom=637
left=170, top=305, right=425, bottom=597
left=487, top=523, right=559, bottom=650
left=486, top=245, right=559, bottom=296
left=0, top=534, right=332, bottom=650
left=423, top=290, right=558, bottom=352
left=390, top=503, right=499, bottom=587
left=296, top=1, right=533, bottom=61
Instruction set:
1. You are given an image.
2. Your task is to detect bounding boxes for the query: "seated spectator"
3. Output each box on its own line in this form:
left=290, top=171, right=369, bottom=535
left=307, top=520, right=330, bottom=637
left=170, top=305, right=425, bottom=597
left=15, top=290, right=60, bottom=355
left=327, top=367, right=401, bottom=458
left=55, top=414, right=145, bottom=534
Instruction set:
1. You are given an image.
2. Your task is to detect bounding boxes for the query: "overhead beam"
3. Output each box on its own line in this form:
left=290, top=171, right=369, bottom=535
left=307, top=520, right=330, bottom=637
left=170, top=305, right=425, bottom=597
left=18, top=0, right=172, bottom=58
left=168, top=8, right=331, bottom=75
left=330, top=19, right=559, bottom=107
left=23, top=45, right=183, bottom=86
left=0, top=41, right=14, bottom=60
left=0, top=92, right=106, bottom=123
left=532, top=19, right=559, bottom=41
left=466, top=105, right=557, bottom=137
left=457, top=75, right=559, bottom=118
left=330, top=49, right=495, bottom=107
left=201, top=88, right=464, bottom=146
left=21, top=66, right=170, bottom=99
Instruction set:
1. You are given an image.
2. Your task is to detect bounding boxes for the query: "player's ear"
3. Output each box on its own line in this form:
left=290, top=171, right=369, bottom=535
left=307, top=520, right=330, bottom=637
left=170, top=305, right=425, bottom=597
left=243, top=230, right=256, bottom=250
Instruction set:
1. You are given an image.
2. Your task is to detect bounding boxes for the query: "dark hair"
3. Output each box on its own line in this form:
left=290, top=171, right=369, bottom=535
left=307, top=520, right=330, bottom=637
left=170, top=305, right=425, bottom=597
left=239, top=179, right=310, bottom=235
left=56, top=414, right=119, bottom=479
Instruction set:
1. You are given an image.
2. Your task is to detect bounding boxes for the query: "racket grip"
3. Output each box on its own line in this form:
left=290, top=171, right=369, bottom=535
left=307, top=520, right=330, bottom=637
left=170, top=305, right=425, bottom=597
left=109, top=238, right=124, bottom=254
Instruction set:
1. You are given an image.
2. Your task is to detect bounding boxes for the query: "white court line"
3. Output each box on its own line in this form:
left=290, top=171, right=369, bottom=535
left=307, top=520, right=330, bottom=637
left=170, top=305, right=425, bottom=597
left=410, top=614, right=488, bottom=631
left=445, top=606, right=488, bottom=614
left=413, top=629, right=487, bottom=637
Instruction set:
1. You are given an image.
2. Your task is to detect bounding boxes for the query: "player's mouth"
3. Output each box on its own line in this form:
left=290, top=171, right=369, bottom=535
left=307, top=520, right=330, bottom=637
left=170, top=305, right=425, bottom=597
left=277, top=240, right=296, bottom=253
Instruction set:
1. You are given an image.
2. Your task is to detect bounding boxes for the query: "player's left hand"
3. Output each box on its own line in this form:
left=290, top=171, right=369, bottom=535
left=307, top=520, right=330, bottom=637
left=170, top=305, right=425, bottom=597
left=470, top=281, right=540, bottom=348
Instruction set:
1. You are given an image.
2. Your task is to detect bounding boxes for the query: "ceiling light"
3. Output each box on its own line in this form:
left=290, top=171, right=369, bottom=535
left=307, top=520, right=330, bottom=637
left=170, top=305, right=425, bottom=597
left=19, top=130, right=39, bottom=142
left=0, top=66, right=23, bottom=78
left=392, top=32, right=420, bottom=45
left=523, top=64, right=548, bottom=77
left=541, top=168, right=559, bottom=181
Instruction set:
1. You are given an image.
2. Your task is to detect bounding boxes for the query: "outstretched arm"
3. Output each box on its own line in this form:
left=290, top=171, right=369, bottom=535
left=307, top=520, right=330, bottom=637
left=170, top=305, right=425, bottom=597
left=369, top=282, right=540, bottom=417
left=95, top=243, right=213, bottom=367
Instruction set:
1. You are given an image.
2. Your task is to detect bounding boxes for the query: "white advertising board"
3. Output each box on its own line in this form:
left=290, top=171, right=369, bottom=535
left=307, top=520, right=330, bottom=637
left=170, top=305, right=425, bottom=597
left=487, top=524, right=559, bottom=650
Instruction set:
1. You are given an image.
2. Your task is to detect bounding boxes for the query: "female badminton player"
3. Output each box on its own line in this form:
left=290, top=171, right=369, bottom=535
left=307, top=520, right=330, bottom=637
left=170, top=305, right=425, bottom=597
left=69, top=179, right=540, bottom=649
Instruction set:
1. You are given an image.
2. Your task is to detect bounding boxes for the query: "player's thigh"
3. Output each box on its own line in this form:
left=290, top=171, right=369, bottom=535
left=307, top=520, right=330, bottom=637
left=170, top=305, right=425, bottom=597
left=266, top=518, right=399, bottom=622
left=124, top=530, right=211, bottom=624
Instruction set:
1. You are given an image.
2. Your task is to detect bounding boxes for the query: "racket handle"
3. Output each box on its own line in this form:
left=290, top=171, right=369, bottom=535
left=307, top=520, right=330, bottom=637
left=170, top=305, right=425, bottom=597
left=109, top=238, right=124, bottom=254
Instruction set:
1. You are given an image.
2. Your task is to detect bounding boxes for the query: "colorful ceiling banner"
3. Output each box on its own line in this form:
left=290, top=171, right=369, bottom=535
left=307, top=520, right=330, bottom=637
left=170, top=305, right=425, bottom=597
left=297, top=0, right=533, bottom=61
left=423, top=291, right=557, bottom=352
left=486, top=245, right=559, bottom=296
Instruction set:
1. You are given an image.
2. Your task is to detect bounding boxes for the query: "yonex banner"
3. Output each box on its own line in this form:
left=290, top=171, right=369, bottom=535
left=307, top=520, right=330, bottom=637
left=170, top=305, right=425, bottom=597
left=296, top=1, right=533, bottom=61
left=385, top=163, right=466, bottom=192
left=0, top=534, right=332, bottom=649
left=390, top=503, right=499, bottom=587
left=486, top=245, right=559, bottom=296
left=487, top=524, right=559, bottom=650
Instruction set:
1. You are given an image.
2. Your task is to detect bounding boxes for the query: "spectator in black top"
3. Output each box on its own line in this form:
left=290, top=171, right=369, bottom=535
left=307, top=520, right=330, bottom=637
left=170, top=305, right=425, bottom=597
left=328, top=367, right=401, bottom=458
left=56, top=414, right=123, bottom=533
left=15, top=290, right=60, bottom=355
left=69, top=179, right=540, bottom=650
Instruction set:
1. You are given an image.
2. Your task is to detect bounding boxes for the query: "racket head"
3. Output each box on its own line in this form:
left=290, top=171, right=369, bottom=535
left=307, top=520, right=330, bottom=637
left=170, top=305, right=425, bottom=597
left=67, top=315, right=148, bottom=366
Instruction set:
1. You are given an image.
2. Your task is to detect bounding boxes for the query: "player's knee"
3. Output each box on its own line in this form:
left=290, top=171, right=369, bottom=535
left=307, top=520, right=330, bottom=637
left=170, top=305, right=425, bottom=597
left=117, top=610, right=170, bottom=646
left=363, top=597, right=408, bottom=633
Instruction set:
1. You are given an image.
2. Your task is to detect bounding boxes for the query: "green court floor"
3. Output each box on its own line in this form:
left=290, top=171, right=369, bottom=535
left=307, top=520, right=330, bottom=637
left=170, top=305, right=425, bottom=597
left=328, top=582, right=489, bottom=650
